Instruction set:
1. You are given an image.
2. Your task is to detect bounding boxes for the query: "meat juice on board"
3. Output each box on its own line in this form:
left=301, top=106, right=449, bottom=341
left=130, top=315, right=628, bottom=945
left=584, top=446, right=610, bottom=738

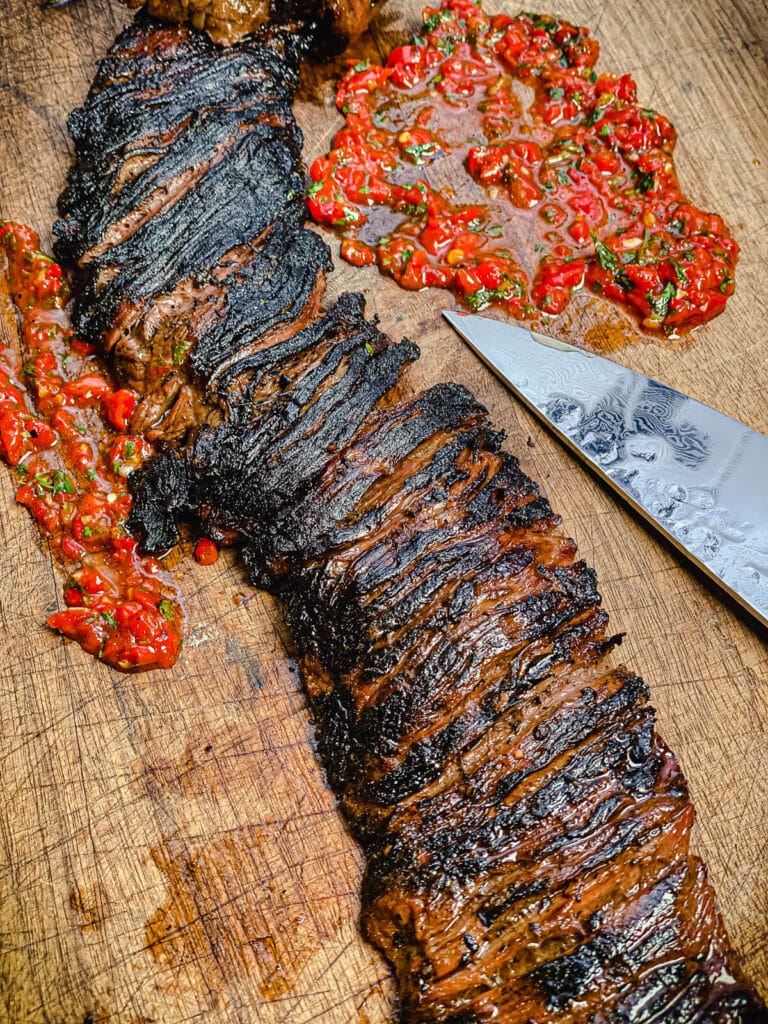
left=308, top=2, right=738, bottom=337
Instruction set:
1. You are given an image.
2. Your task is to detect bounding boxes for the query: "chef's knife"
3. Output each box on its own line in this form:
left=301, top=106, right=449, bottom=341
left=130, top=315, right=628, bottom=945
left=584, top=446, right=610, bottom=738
left=443, top=310, right=768, bottom=629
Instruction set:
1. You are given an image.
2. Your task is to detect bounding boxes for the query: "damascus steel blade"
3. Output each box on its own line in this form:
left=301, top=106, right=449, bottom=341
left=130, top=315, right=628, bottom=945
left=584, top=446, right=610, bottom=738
left=444, top=310, right=768, bottom=629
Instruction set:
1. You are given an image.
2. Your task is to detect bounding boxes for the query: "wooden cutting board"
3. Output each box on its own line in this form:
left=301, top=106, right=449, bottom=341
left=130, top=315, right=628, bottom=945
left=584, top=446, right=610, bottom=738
left=0, top=2, right=765, bottom=1021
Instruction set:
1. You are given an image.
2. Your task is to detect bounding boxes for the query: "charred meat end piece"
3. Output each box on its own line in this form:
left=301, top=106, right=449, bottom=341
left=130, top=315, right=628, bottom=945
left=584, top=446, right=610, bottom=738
left=136, top=0, right=384, bottom=51
left=314, top=0, right=385, bottom=53
left=136, top=0, right=272, bottom=47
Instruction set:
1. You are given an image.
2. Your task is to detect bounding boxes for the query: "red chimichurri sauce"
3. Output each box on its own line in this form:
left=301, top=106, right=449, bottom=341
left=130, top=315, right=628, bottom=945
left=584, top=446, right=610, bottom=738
left=0, top=222, right=183, bottom=671
left=308, top=2, right=738, bottom=336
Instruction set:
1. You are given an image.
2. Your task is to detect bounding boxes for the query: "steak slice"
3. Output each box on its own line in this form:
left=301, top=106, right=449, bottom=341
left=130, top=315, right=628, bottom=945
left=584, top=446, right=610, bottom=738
left=55, top=14, right=315, bottom=446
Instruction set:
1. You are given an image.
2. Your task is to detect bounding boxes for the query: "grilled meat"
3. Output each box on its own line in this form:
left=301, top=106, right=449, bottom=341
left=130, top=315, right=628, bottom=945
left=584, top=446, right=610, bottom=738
left=312, top=0, right=385, bottom=52
left=56, top=14, right=767, bottom=1022
left=134, top=0, right=272, bottom=46
left=130, top=0, right=383, bottom=49
left=55, top=13, right=327, bottom=443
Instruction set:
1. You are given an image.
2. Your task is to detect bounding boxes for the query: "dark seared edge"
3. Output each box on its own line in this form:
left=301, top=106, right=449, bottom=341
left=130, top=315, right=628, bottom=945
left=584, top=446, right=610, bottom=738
left=139, top=0, right=386, bottom=52
left=56, top=14, right=767, bottom=1023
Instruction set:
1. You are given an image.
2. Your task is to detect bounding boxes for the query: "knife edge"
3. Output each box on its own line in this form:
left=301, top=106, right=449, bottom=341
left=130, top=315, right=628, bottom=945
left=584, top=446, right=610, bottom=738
left=443, top=309, right=768, bottom=631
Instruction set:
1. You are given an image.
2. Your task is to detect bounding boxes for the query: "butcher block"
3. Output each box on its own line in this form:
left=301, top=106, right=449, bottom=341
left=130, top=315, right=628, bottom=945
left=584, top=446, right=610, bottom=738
left=0, top=1, right=765, bottom=1021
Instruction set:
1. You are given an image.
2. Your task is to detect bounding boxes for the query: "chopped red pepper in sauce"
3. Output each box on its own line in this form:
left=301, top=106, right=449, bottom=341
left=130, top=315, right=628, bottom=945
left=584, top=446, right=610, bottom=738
left=308, top=2, right=738, bottom=337
left=193, top=537, right=219, bottom=566
left=0, top=222, right=183, bottom=671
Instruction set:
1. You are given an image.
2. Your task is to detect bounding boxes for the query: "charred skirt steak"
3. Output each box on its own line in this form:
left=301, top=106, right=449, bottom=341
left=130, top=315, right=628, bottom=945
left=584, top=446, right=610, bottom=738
left=54, top=13, right=767, bottom=1023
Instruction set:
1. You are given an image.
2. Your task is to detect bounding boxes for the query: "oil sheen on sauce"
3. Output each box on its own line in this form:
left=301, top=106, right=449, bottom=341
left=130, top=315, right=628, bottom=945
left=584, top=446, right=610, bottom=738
left=0, top=222, right=184, bottom=671
left=307, top=2, right=738, bottom=337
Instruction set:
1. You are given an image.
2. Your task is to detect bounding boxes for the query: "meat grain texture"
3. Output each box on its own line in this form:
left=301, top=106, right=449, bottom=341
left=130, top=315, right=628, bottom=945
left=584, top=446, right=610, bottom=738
left=54, top=14, right=768, bottom=1023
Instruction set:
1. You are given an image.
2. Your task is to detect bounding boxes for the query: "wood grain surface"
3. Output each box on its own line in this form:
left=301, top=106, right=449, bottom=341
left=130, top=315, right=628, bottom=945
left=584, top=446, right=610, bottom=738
left=0, top=2, right=766, bottom=1021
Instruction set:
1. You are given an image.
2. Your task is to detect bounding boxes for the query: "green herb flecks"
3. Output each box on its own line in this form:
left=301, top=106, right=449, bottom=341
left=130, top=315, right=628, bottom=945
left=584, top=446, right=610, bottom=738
left=634, top=168, right=656, bottom=193
left=646, top=281, right=676, bottom=321
left=172, top=339, right=190, bottom=365
left=592, top=235, right=631, bottom=290
left=404, top=142, right=439, bottom=165
left=158, top=599, right=176, bottom=623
